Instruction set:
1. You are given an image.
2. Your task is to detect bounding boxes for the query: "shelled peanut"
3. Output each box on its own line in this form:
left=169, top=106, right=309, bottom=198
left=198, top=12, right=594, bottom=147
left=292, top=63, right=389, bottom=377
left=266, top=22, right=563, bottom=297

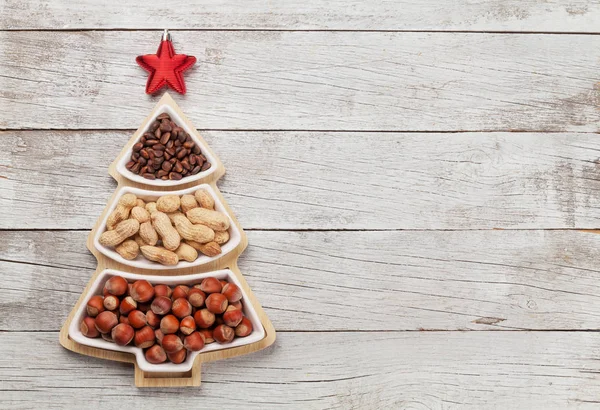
left=81, top=275, right=253, bottom=365
left=99, top=189, right=231, bottom=265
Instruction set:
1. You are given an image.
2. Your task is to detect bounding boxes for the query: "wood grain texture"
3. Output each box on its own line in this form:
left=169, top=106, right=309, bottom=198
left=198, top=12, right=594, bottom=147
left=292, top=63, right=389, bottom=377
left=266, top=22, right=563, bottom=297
left=2, top=31, right=600, bottom=131
left=1, top=0, right=598, bottom=32
left=4, top=130, right=600, bottom=230
left=4, top=229, right=600, bottom=331
left=2, top=331, right=600, bottom=409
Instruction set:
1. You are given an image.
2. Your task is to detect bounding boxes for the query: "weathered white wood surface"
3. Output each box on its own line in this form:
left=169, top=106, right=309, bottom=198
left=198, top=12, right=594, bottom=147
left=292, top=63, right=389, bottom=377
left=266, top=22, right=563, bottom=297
left=2, top=2, right=600, bottom=406
left=2, top=229, right=600, bottom=331
left=1, top=0, right=598, bottom=32
left=4, top=131, right=600, bottom=230
left=2, top=31, right=600, bottom=131
left=2, top=331, right=600, bottom=409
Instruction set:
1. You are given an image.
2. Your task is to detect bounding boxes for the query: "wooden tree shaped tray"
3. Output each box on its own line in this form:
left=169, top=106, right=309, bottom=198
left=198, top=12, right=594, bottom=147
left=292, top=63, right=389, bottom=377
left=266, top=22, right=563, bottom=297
left=59, top=93, right=276, bottom=387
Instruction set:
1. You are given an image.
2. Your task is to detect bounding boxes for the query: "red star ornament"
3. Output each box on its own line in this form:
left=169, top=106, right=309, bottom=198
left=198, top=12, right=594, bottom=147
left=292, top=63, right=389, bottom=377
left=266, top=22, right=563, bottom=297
left=136, top=30, right=196, bottom=94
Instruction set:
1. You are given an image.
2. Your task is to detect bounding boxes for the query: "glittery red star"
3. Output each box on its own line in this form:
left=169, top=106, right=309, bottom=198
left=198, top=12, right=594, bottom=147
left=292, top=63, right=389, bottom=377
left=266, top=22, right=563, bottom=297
left=136, top=37, right=196, bottom=94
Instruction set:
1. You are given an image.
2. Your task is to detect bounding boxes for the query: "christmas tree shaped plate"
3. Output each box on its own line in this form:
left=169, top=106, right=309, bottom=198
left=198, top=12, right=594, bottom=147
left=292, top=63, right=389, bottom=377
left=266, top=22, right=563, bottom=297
left=59, top=93, right=276, bottom=387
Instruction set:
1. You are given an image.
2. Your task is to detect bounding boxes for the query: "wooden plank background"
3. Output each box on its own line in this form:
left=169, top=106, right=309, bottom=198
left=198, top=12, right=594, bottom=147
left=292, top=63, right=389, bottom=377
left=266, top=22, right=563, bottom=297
left=2, top=1, right=600, bottom=408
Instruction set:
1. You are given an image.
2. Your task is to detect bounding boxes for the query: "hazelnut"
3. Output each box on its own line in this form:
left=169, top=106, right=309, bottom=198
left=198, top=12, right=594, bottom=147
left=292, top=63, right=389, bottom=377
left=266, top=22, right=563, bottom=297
left=154, top=284, right=172, bottom=298
left=167, top=348, right=187, bottom=364
left=119, top=296, right=137, bottom=315
left=128, top=310, right=147, bottom=328
left=219, top=279, right=228, bottom=288
left=103, top=295, right=120, bottom=311
left=134, top=326, right=156, bottom=348
left=130, top=280, right=155, bottom=303
left=194, top=309, right=215, bottom=328
left=95, top=311, right=118, bottom=333
left=145, top=345, right=167, bottom=364
left=105, top=276, right=128, bottom=296
left=213, top=325, right=234, bottom=344
left=221, top=283, right=242, bottom=303
left=180, top=316, right=196, bottom=335
left=199, top=329, right=214, bottom=344
left=146, top=310, right=161, bottom=328
left=151, top=295, right=172, bottom=315
left=187, top=288, right=206, bottom=307
left=171, top=285, right=190, bottom=300
left=111, top=323, right=135, bottom=346
left=205, top=293, right=228, bottom=314
left=172, top=298, right=192, bottom=318
left=223, top=307, right=243, bottom=327
left=119, top=315, right=130, bottom=325
left=230, top=300, right=243, bottom=310
left=80, top=317, right=100, bottom=338
left=199, top=277, right=222, bottom=294
left=155, top=329, right=165, bottom=345
left=86, top=295, right=105, bottom=317
left=184, top=331, right=205, bottom=352
left=235, top=317, right=253, bottom=337
left=101, top=333, right=114, bottom=343
left=162, top=334, right=184, bottom=353
left=160, top=314, right=179, bottom=334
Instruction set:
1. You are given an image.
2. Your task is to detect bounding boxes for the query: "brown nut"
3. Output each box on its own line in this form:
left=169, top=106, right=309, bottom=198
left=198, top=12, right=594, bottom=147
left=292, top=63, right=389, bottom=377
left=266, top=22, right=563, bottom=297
left=111, top=323, right=135, bottom=346
left=160, top=314, right=180, bottom=334
left=199, top=277, right=222, bottom=294
left=119, top=296, right=137, bottom=315
left=134, top=325, right=156, bottom=348
left=205, top=293, right=228, bottom=314
left=80, top=317, right=100, bottom=338
left=187, top=288, right=206, bottom=307
left=213, top=325, right=234, bottom=344
left=154, top=284, right=172, bottom=298
left=145, top=345, right=167, bottom=364
left=180, top=316, right=196, bottom=335
left=162, top=334, right=184, bottom=353
left=223, top=306, right=243, bottom=327
left=167, top=348, right=187, bottom=364
left=119, top=315, right=130, bottom=325
left=86, top=295, right=105, bottom=317
left=184, top=331, right=205, bottom=351
left=146, top=310, right=161, bottom=328
left=235, top=317, right=253, bottom=337
left=130, top=280, right=155, bottom=303
left=172, top=298, right=192, bottom=319
left=221, top=283, right=242, bottom=303
left=105, top=276, right=128, bottom=296
left=128, top=310, right=148, bottom=329
left=199, top=329, right=214, bottom=344
left=95, top=311, right=118, bottom=334
left=151, top=296, right=172, bottom=315
left=171, top=285, right=190, bottom=300
left=230, top=300, right=243, bottom=310
left=193, top=309, right=215, bottom=328
left=103, top=295, right=120, bottom=311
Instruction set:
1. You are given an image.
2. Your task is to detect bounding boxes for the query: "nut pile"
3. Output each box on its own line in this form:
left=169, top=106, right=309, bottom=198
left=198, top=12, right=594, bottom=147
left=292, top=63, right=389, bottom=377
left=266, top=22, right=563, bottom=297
left=126, top=113, right=211, bottom=181
left=99, top=189, right=231, bottom=265
left=81, top=275, right=253, bottom=365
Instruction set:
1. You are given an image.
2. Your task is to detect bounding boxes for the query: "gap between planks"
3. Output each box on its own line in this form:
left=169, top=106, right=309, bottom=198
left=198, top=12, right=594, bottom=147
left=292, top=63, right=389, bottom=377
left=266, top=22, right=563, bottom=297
left=2, top=128, right=600, bottom=134
left=3, top=29, right=600, bottom=35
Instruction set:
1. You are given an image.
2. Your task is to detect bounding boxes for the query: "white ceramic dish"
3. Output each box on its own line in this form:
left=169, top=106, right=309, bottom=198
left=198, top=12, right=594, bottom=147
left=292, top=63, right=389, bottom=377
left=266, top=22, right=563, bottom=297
left=116, top=104, right=219, bottom=187
left=94, top=185, right=242, bottom=270
left=69, top=269, right=265, bottom=373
